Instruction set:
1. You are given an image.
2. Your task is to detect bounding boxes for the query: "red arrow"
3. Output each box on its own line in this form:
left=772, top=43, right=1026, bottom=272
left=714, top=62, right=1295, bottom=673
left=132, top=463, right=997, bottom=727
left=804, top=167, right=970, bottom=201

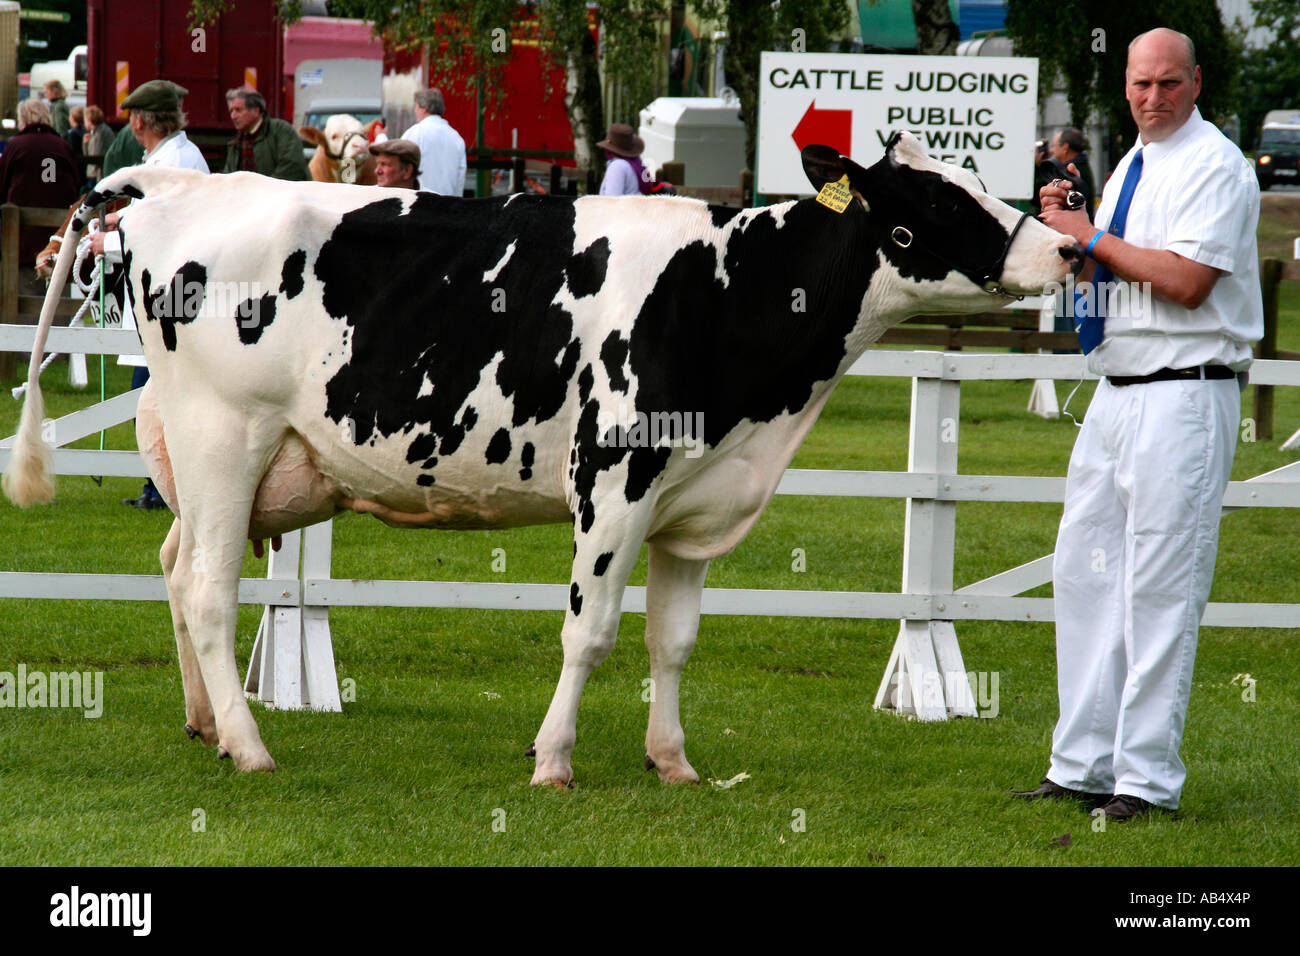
left=791, top=100, right=852, bottom=156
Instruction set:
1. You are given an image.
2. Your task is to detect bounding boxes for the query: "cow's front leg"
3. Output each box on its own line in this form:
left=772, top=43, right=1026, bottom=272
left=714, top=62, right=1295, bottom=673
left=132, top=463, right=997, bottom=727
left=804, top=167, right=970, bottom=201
left=531, top=511, right=649, bottom=787
left=642, top=542, right=709, bottom=783
left=160, top=517, right=216, bottom=745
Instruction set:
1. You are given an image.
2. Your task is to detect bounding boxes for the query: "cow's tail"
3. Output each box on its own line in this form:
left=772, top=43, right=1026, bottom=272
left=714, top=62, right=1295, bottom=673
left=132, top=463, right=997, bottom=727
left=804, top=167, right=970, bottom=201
left=2, top=169, right=153, bottom=507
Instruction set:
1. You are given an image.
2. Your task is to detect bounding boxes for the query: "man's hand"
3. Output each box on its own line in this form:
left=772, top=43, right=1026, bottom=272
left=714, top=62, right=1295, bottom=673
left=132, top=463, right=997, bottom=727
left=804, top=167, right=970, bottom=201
left=88, top=231, right=107, bottom=256
left=1038, top=162, right=1093, bottom=245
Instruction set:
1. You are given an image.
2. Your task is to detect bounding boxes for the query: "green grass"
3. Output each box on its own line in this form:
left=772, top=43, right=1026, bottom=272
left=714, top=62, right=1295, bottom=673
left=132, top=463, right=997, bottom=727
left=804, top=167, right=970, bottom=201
left=2, top=208, right=1300, bottom=865
left=2, top=357, right=1297, bottom=866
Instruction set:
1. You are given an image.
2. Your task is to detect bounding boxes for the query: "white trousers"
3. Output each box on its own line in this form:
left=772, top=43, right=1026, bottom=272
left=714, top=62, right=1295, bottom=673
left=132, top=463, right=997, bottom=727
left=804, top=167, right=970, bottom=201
left=1049, top=376, right=1239, bottom=808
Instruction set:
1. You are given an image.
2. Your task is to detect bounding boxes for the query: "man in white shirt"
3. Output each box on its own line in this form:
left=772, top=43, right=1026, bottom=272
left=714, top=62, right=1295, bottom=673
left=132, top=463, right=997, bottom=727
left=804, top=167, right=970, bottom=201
left=1014, top=28, right=1263, bottom=820
left=87, top=80, right=209, bottom=509
left=400, top=88, right=467, bottom=196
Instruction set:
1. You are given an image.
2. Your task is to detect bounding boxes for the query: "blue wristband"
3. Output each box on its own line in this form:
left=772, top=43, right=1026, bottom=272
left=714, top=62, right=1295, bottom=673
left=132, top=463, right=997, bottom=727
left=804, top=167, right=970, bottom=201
left=1084, top=230, right=1105, bottom=258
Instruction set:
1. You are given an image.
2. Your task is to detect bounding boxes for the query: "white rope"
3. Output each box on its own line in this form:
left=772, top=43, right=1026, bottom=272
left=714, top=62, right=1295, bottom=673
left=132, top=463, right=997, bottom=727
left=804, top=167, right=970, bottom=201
left=10, top=233, right=104, bottom=400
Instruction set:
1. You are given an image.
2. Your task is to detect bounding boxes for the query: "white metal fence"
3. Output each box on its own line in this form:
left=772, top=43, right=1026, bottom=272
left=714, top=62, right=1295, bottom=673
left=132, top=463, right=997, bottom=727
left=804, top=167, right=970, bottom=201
left=3, top=323, right=1299, bottom=720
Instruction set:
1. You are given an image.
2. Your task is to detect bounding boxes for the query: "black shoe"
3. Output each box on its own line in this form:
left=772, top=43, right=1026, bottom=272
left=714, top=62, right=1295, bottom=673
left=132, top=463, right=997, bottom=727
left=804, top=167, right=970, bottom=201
left=1101, top=794, right=1163, bottom=822
left=1010, top=777, right=1112, bottom=808
left=122, top=493, right=168, bottom=511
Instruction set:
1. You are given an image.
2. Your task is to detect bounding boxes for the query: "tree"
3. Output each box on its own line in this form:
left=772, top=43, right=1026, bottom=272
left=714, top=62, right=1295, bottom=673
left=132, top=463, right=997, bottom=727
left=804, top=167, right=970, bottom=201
left=1004, top=0, right=1237, bottom=137
left=911, top=0, right=959, bottom=56
left=1238, top=0, right=1300, bottom=146
left=696, top=0, right=851, bottom=172
left=190, top=0, right=671, bottom=173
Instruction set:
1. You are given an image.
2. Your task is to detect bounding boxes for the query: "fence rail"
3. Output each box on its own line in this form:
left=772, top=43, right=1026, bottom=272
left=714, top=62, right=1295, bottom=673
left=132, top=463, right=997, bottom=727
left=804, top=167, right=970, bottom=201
left=3, top=327, right=1298, bottom=719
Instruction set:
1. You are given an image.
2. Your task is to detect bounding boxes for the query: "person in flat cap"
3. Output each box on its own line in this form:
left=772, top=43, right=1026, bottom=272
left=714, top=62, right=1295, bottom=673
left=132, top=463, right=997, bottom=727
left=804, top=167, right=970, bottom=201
left=370, top=139, right=421, bottom=190
left=597, top=122, right=672, bottom=196
left=87, top=78, right=209, bottom=511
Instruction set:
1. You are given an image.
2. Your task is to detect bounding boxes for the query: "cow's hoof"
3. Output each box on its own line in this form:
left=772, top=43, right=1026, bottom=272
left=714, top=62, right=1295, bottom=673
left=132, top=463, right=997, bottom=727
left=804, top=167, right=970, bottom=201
left=653, top=761, right=700, bottom=785
left=185, top=720, right=218, bottom=745
left=644, top=754, right=656, bottom=771
left=185, top=723, right=200, bottom=739
left=530, top=765, right=575, bottom=788
left=524, top=742, right=536, bottom=757
left=217, top=743, right=276, bottom=772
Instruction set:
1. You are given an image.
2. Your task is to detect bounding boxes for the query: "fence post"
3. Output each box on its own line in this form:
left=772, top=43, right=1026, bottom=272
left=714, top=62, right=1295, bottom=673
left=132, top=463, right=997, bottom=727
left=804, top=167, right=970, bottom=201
left=874, top=373, right=978, bottom=719
left=1255, top=258, right=1280, bottom=441
left=0, top=204, right=18, bottom=379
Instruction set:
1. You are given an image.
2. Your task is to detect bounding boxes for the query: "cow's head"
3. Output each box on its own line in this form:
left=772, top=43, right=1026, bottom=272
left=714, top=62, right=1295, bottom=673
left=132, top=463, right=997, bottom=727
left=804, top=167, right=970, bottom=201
left=802, top=133, right=1081, bottom=303
left=300, top=113, right=371, bottom=183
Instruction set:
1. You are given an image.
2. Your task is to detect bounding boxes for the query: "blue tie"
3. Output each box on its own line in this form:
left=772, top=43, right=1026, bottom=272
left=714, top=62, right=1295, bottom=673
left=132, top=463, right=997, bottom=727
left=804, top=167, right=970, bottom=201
left=1077, top=148, right=1143, bottom=354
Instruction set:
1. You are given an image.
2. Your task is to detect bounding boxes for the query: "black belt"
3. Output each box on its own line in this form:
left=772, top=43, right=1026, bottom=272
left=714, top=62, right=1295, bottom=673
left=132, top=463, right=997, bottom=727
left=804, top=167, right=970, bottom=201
left=1107, top=365, right=1237, bottom=387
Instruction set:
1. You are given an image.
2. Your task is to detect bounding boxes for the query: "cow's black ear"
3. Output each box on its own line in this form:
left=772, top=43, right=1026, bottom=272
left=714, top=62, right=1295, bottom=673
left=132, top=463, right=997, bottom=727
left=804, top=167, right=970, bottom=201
left=801, top=145, right=845, bottom=192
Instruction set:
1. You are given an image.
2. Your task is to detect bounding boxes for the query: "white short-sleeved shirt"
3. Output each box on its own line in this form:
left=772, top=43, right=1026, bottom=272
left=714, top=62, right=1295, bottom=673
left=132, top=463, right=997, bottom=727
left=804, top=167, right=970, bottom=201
left=599, top=157, right=640, bottom=196
left=401, top=115, right=467, bottom=196
left=109, top=130, right=210, bottom=365
left=1088, top=107, right=1263, bottom=377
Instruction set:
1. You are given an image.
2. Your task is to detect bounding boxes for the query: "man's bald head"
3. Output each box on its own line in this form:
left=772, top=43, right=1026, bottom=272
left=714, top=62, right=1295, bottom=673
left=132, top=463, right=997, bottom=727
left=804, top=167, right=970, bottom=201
left=1125, top=27, right=1201, bottom=143
left=1127, top=28, right=1196, bottom=77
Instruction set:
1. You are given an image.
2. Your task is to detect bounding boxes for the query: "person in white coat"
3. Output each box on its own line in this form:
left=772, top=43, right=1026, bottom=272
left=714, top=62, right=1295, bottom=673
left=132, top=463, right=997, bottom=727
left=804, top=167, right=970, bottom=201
left=87, top=80, right=209, bottom=510
left=400, top=88, right=466, bottom=196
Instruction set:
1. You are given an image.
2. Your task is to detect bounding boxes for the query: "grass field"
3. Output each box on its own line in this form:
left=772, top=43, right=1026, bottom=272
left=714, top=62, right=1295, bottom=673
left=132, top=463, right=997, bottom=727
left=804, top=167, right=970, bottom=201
left=1, top=226, right=1298, bottom=867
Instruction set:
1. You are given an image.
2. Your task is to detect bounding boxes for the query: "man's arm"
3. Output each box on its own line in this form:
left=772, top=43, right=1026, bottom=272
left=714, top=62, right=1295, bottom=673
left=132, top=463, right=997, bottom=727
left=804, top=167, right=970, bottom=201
left=1040, top=173, right=1223, bottom=310
left=270, top=121, right=312, bottom=181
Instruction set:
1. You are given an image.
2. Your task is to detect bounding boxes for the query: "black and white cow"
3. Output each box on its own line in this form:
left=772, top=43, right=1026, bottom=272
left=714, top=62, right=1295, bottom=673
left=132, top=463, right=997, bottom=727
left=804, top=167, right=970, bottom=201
left=4, top=133, right=1080, bottom=784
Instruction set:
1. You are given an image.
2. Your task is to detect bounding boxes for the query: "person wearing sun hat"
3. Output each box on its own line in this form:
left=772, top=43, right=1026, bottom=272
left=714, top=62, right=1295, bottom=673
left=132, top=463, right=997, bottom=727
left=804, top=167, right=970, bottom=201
left=597, top=123, right=650, bottom=196
left=597, top=122, right=674, bottom=196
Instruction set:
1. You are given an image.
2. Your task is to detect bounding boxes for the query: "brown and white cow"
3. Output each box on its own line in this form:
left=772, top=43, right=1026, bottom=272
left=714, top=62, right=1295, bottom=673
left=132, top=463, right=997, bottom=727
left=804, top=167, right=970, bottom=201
left=4, top=134, right=1081, bottom=784
left=299, top=114, right=379, bottom=185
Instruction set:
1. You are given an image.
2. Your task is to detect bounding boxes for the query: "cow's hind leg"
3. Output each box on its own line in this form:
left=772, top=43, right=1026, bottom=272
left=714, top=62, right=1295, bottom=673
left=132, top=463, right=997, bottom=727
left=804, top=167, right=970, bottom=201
left=161, top=517, right=216, bottom=745
left=165, top=418, right=276, bottom=771
left=642, top=543, right=709, bottom=783
left=531, top=512, right=649, bottom=787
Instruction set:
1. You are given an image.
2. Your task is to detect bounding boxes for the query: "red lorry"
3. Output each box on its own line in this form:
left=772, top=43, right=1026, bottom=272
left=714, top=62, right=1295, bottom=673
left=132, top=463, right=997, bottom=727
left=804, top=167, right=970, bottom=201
left=87, top=0, right=285, bottom=163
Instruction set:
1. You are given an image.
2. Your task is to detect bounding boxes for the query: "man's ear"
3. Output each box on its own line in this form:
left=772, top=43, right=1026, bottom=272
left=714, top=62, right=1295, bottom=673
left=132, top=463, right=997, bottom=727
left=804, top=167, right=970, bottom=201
left=801, top=144, right=845, bottom=192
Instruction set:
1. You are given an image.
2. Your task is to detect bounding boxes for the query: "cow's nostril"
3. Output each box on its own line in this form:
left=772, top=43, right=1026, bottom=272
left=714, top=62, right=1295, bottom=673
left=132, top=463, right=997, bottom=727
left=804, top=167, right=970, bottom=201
left=1059, top=243, right=1085, bottom=275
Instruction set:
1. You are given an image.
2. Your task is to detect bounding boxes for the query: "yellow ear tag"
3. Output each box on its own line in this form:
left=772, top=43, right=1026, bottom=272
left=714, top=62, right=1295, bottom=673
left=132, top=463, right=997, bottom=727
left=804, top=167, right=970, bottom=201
left=816, top=174, right=853, bottom=213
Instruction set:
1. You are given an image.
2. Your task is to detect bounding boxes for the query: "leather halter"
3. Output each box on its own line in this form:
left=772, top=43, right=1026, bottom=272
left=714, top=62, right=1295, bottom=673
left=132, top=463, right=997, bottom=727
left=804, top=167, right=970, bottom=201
left=888, top=208, right=1035, bottom=298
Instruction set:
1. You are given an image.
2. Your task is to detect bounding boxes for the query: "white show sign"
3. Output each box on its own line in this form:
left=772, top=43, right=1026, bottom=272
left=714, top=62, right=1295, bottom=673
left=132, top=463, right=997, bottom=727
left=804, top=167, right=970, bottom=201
left=758, top=52, right=1039, bottom=199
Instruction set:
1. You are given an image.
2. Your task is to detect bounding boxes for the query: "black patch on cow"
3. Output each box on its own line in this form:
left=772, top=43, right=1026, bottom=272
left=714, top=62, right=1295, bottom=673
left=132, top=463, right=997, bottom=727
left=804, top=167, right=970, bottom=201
left=406, top=432, right=437, bottom=464
left=235, top=293, right=277, bottom=345
left=317, top=193, right=585, bottom=455
left=121, top=184, right=144, bottom=200
left=142, top=260, right=208, bottom=351
left=440, top=424, right=466, bottom=456
left=624, top=200, right=876, bottom=478
left=577, top=363, right=594, bottom=405
left=280, top=250, right=307, bottom=299
left=593, top=551, right=613, bottom=577
left=417, top=474, right=435, bottom=487
left=569, top=582, right=583, bottom=616
left=519, top=441, right=535, bottom=481
left=461, top=406, right=478, bottom=432
left=423, top=457, right=437, bottom=469
left=485, top=428, right=511, bottom=464
left=572, top=400, right=626, bottom=533
left=600, top=331, right=630, bottom=393
left=565, top=237, right=609, bottom=298
left=710, top=205, right=742, bottom=228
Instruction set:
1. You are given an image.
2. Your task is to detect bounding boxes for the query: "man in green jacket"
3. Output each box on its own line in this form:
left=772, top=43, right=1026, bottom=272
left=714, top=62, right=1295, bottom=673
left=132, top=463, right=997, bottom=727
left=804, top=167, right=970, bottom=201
left=223, top=87, right=311, bottom=180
